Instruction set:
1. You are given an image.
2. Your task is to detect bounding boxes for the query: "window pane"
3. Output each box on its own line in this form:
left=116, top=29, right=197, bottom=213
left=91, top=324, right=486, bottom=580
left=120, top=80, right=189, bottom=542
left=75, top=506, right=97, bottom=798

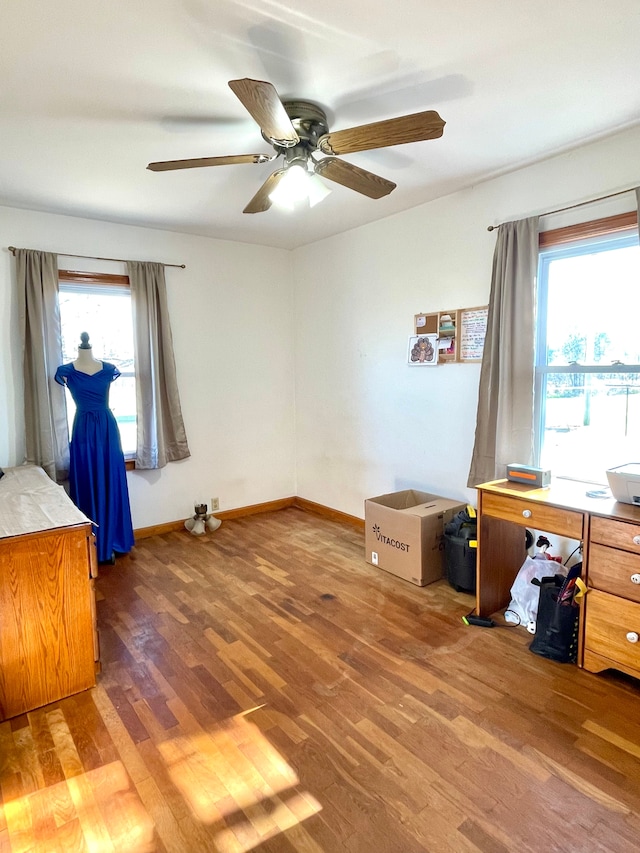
left=108, top=375, right=137, bottom=455
left=544, top=241, right=640, bottom=366
left=540, top=371, right=640, bottom=482
left=58, top=286, right=136, bottom=456
left=537, top=232, right=640, bottom=482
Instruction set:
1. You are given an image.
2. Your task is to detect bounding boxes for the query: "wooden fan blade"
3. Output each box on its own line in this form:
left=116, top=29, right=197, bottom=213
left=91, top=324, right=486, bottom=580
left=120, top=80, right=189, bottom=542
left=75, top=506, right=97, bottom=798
left=147, top=154, right=273, bottom=171
left=314, top=157, right=395, bottom=199
left=243, top=169, right=286, bottom=214
left=229, top=78, right=299, bottom=147
left=318, top=110, right=445, bottom=155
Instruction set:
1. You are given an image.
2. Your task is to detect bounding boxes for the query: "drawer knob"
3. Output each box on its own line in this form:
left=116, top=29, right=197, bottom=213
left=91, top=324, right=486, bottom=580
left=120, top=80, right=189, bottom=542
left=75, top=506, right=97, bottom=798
left=631, top=574, right=640, bottom=585
left=626, top=632, right=639, bottom=644
left=522, top=509, right=532, bottom=518
left=633, top=535, right=640, bottom=546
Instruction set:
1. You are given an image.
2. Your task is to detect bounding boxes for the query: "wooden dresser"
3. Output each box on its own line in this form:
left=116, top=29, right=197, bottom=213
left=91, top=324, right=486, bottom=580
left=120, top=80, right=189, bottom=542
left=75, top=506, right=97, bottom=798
left=0, top=466, right=99, bottom=720
left=476, top=478, right=640, bottom=681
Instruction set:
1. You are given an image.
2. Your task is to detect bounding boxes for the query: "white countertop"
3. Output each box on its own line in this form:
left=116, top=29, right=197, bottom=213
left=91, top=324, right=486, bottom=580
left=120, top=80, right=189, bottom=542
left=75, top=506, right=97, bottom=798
left=0, top=465, right=91, bottom=538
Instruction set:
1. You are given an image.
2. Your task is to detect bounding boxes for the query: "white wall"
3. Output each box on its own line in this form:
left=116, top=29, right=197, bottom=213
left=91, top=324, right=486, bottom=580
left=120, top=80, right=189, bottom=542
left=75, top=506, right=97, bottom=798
left=292, top=125, right=640, bottom=518
left=0, top=207, right=296, bottom=528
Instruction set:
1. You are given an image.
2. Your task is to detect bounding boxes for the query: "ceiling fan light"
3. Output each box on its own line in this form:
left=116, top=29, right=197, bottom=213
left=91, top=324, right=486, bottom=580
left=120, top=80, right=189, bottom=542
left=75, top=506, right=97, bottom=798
left=307, top=173, right=332, bottom=207
left=268, top=188, right=295, bottom=211
left=269, top=164, right=309, bottom=209
left=269, top=163, right=331, bottom=210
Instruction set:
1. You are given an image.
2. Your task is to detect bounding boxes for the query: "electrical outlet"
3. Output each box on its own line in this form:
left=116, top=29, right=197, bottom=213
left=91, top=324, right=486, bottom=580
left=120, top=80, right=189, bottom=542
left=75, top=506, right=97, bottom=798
left=211, top=497, right=219, bottom=511
left=371, top=551, right=378, bottom=566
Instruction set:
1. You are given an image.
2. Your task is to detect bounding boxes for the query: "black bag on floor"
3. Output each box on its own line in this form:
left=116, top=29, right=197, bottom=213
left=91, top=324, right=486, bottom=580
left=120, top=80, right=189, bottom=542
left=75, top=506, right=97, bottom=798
left=444, top=508, right=477, bottom=593
left=529, top=565, right=582, bottom=663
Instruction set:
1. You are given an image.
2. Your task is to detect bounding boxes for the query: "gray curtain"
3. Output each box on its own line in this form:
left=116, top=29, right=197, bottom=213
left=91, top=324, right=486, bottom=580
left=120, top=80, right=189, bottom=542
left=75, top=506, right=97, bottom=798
left=637, top=188, right=640, bottom=234
left=127, top=261, right=190, bottom=469
left=467, top=216, right=540, bottom=487
left=16, top=249, right=69, bottom=481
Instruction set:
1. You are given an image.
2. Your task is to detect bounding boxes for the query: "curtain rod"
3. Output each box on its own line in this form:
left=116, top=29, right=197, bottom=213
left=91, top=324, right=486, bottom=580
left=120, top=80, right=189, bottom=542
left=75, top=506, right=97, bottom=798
left=7, top=246, right=186, bottom=269
left=486, top=186, right=639, bottom=232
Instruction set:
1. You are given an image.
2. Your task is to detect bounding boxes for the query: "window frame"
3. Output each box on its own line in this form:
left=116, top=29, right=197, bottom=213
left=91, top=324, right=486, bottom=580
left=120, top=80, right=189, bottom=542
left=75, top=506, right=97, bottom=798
left=534, top=211, right=640, bottom=478
left=58, top=269, right=137, bottom=469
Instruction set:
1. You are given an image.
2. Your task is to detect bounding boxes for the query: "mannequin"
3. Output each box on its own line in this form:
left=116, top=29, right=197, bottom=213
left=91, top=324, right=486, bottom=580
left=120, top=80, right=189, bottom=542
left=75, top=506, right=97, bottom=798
left=73, top=331, right=103, bottom=375
left=55, top=332, right=134, bottom=563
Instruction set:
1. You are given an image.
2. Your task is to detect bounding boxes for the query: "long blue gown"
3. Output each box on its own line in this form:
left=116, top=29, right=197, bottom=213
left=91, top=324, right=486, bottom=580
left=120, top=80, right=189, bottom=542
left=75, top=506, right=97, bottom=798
left=55, top=362, right=134, bottom=562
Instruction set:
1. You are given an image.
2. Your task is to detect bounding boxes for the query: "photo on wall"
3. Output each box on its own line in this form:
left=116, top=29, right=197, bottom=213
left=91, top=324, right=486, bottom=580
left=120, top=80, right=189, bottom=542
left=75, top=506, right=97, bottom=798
left=408, top=334, right=438, bottom=366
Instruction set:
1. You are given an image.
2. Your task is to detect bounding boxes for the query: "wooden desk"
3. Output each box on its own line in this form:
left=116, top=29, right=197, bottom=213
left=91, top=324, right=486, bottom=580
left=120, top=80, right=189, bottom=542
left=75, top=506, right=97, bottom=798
left=0, top=466, right=99, bottom=720
left=476, top=478, right=640, bottom=680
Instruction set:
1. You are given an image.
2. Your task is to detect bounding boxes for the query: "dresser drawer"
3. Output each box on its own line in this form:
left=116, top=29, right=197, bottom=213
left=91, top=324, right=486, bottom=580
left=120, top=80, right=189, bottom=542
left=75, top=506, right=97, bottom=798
left=590, top=515, right=640, bottom=555
left=589, top=543, right=640, bottom=603
left=584, top=589, right=640, bottom=674
left=480, top=492, right=584, bottom=539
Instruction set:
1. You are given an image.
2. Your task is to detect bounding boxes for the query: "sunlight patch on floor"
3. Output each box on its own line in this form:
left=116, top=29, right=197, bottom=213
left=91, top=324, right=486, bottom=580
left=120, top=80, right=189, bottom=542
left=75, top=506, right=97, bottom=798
left=158, top=709, right=322, bottom=852
left=1, top=759, right=155, bottom=853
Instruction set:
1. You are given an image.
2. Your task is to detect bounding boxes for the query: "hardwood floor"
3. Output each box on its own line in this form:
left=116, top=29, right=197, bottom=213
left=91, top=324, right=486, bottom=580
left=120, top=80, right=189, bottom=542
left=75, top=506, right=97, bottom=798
left=2, top=507, right=640, bottom=852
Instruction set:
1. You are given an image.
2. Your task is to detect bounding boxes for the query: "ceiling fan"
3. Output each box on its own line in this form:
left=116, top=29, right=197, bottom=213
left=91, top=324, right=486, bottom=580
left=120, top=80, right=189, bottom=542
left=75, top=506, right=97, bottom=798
left=147, top=78, right=445, bottom=214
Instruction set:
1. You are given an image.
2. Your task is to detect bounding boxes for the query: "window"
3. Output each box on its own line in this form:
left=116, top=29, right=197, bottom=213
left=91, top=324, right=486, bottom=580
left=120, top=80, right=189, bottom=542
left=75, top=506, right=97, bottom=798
left=535, top=216, right=640, bottom=483
left=58, top=271, right=137, bottom=457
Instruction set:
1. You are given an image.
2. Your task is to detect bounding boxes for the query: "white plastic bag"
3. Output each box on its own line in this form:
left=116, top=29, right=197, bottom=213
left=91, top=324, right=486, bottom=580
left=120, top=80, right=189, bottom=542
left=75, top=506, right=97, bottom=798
left=505, top=556, right=566, bottom=627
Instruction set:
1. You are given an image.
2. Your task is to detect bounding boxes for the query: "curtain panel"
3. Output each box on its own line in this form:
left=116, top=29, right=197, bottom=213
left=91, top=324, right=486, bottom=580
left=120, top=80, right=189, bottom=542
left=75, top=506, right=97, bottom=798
left=127, top=261, right=190, bottom=469
left=16, top=249, right=69, bottom=481
left=467, top=216, right=540, bottom=487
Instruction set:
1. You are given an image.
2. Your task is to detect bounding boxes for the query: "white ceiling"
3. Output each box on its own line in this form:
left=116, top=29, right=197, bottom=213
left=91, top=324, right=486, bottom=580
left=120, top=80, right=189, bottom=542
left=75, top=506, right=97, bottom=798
left=2, top=1, right=640, bottom=250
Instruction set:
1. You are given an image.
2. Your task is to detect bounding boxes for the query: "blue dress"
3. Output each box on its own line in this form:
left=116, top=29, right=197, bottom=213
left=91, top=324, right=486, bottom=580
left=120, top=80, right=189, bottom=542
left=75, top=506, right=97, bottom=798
left=55, top=362, right=134, bottom=562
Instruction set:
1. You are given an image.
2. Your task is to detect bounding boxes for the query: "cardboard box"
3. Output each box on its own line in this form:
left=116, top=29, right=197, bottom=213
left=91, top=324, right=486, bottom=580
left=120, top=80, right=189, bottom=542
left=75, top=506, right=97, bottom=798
left=364, top=490, right=467, bottom=586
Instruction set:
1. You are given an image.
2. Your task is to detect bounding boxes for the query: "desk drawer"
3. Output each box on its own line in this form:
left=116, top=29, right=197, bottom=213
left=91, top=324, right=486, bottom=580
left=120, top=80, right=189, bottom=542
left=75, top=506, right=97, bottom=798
left=480, top=492, right=584, bottom=539
left=584, top=589, right=640, bottom=675
left=590, top=515, right=640, bottom=555
left=589, top=543, right=640, bottom=603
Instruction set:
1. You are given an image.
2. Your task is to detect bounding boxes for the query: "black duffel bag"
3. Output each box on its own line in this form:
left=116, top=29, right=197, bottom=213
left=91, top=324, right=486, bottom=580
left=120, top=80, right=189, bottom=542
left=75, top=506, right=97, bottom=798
left=444, top=508, right=477, bottom=593
left=529, top=564, right=582, bottom=663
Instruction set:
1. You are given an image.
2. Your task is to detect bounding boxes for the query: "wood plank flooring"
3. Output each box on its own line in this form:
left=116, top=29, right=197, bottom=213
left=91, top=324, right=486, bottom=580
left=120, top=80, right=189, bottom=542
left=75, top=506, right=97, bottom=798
left=2, top=507, right=640, bottom=852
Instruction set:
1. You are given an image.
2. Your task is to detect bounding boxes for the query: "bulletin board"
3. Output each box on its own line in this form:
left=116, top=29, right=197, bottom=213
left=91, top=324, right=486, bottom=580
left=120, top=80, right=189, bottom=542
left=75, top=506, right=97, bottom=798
left=414, top=309, right=458, bottom=362
left=413, top=305, right=488, bottom=364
